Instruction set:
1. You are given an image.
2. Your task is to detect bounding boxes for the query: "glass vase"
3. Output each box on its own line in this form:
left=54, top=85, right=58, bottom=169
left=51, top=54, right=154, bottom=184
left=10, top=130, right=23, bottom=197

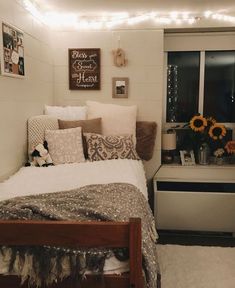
left=198, top=143, right=210, bottom=165
left=215, top=157, right=223, bottom=165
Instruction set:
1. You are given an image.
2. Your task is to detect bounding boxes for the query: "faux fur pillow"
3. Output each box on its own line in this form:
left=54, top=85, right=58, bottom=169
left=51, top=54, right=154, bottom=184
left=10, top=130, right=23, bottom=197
left=85, top=133, right=140, bottom=162
left=136, top=121, right=157, bottom=161
left=45, top=127, right=85, bottom=165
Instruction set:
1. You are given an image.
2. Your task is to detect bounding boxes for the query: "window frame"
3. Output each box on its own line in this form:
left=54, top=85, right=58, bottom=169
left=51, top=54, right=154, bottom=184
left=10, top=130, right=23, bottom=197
left=163, top=50, right=235, bottom=131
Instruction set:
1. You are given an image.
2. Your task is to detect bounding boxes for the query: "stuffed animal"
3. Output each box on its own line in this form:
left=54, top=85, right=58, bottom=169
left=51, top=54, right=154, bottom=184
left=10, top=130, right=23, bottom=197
left=26, top=141, right=54, bottom=167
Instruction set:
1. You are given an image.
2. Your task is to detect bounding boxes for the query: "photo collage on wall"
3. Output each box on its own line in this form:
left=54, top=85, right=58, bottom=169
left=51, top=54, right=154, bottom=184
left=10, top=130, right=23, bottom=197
left=1, top=22, right=25, bottom=77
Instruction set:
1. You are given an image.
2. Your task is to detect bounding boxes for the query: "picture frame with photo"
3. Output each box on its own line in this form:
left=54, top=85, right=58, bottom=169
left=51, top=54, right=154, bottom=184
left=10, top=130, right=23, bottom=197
left=180, top=150, right=196, bottom=166
left=1, top=22, right=25, bottom=78
left=112, top=77, right=129, bottom=98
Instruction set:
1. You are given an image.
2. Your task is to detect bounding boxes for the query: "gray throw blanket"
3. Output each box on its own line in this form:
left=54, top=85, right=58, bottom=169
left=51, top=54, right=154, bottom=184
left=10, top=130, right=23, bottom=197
left=0, top=183, right=158, bottom=288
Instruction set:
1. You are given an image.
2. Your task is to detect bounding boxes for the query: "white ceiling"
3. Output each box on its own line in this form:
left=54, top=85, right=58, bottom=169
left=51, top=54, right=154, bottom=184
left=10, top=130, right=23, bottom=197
left=34, top=0, right=235, bottom=16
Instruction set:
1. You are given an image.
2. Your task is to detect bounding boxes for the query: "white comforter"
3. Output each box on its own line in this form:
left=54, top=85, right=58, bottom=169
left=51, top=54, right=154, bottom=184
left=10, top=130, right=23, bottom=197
left=0, top=159, right=148, bottom=201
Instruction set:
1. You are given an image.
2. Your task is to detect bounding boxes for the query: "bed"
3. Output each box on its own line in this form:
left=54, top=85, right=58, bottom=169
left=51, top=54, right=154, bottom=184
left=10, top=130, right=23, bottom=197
left=0, top=104, right=159, bottom=288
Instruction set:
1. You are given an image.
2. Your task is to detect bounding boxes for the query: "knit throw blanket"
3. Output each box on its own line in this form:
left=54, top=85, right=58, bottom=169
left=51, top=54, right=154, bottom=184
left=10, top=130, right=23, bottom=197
left=0, top=183, right=158, bottom=288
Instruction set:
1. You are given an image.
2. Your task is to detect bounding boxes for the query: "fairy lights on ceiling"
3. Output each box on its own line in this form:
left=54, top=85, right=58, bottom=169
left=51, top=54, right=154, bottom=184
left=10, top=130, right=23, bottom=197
left=204, top=11, right=235, bottom=23
left=22, top=0, right=235, bottom=30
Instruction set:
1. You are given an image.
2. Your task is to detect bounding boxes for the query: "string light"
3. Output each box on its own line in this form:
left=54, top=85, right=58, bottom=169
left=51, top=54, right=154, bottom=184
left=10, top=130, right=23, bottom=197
left=23, top=0, right=45, bottom=23
left=204, top=11, right=235, bottom=23
left=22, top=0, right=235, bottom=30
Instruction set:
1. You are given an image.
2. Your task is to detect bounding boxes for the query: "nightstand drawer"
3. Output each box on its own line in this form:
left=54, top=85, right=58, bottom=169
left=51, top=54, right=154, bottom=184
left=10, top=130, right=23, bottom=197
left=155, top=191, right=235, bottom=232
left=153, top=165, right=235, bottom=233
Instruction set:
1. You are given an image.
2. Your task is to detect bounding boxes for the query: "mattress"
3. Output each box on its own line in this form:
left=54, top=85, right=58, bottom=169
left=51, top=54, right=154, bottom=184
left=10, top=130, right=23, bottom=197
left=0, top=159, right=147, bottom=275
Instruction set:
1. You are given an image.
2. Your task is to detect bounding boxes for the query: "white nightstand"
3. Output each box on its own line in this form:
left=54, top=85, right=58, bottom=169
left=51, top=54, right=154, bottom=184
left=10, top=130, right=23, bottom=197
left=153, top=164, right=235, bottom=233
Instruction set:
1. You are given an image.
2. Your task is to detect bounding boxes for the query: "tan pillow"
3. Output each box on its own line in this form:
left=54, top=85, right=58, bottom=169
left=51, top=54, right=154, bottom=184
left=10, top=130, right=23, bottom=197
left=86, top=101, right=137, bottom=145
left=136, top=121, right=157, bottom=161
left=45, top=127, right=85, bottom=165
left=85, top=133, right=140, bottom=162
left=58, top=118, right=102, bottom=158
left=58, top=118, right=102, bottom=134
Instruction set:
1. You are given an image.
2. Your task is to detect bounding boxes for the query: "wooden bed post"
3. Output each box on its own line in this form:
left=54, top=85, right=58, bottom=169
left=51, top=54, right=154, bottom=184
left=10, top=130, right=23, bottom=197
left=129, top=218, right=143, bottom=288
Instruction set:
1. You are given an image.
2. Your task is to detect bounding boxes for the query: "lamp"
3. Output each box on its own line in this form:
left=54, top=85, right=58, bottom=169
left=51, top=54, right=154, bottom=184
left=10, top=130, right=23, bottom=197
left=162, top=131, right=176, bottom=164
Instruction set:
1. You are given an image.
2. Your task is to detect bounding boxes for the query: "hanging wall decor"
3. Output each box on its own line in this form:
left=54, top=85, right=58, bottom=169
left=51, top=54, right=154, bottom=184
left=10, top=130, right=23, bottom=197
left=112, top=48, right=127, bottom=67
left=112, top=36, right=127, bottom=67
left=1, top=22, right=25, bottom=78
left=69, top=48, right=100, bottom=90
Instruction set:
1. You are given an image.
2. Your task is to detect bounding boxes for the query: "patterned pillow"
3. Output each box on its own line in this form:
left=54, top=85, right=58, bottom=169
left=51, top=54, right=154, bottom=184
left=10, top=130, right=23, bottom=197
left=58, top=118, right=102, bottom=158
left=45, top=127, right=85, bottom=165
left=85, top=133, right=140, bottom=161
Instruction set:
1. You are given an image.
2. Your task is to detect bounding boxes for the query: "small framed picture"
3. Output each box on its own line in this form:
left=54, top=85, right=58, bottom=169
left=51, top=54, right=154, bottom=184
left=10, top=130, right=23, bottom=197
left=112, top=77, right=129, bottom=98
left=180, top=150, right=196, bottom=166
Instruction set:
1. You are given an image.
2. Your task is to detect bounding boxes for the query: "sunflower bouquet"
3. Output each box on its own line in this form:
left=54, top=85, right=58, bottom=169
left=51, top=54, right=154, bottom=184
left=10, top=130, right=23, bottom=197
left=187, top=114, right=227, bottom=157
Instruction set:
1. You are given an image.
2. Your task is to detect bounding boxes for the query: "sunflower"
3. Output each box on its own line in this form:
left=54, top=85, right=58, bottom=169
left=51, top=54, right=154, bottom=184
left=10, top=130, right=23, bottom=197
left=208, top=124, right=226, bottom=140
left=189, top=115, right=207, bottom=132
left=225, top=140, right=235, bottom=154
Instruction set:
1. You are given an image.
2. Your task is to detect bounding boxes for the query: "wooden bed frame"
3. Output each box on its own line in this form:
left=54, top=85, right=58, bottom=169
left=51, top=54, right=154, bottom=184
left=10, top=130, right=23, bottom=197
left=0, top=218, right=160, bottom=288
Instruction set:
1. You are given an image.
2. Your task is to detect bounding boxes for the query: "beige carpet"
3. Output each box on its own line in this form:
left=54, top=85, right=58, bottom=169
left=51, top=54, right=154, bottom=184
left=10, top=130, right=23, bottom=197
left=157, top=244, right=235, bottom=288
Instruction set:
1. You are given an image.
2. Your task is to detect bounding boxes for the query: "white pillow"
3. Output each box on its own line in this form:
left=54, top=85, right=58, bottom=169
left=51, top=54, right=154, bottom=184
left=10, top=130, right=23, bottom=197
left=86, top=101, right=137, bottom=144
left=44, top=105, right=87, bottom=120
left=45, top=127, right=85, bottom=165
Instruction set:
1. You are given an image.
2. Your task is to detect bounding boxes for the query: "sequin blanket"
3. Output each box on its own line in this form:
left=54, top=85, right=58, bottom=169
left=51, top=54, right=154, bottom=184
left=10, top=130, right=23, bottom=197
left=0, top=183, right=158, bottom=288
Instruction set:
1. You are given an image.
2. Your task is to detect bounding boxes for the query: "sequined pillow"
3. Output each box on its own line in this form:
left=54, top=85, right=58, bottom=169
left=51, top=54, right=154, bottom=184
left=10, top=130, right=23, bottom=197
left=45, top=127, right=85, bottom=165
left=85, top=133, right=140, bottom=161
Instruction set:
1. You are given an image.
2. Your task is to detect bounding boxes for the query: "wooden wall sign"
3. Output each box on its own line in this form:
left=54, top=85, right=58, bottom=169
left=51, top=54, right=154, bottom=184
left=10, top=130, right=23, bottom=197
left=69, top=48, right=100, bottom=90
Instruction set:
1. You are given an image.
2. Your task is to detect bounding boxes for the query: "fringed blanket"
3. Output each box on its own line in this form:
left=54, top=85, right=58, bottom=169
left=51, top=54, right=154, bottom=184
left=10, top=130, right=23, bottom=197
left=0, top=183, right=158, bottom=288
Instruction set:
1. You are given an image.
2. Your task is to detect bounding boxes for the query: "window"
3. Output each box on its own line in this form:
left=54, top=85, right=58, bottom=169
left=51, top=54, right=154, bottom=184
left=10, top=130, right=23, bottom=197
left=204, top=51, right=235, bottom=122
left=166, top=50, right=235, bottom=124
left=167, top=52, right=200, bottom=122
